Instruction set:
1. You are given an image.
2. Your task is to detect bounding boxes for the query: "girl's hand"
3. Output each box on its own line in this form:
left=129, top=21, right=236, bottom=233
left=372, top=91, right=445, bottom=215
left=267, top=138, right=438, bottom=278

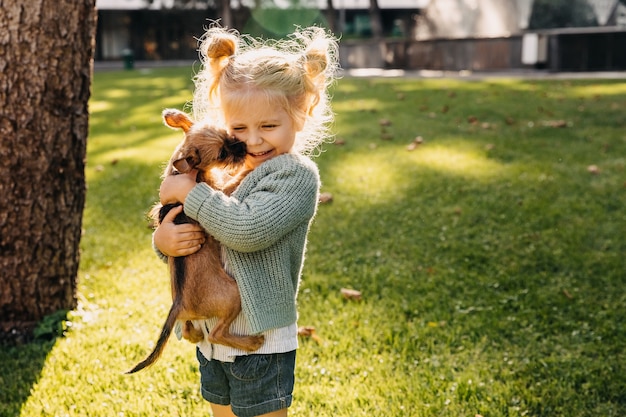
left=159, top=171, right=197, bottom=205
left=153, top=205, right=205, bottom=257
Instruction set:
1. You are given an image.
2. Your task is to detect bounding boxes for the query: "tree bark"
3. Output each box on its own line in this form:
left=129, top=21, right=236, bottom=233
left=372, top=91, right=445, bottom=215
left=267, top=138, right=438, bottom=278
left=0, top=0, right=97, bottom=337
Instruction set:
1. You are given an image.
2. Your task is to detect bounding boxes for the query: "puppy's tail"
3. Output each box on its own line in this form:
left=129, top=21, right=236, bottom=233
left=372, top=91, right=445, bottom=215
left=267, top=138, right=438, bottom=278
left=126, top=300, right=182, bottom=374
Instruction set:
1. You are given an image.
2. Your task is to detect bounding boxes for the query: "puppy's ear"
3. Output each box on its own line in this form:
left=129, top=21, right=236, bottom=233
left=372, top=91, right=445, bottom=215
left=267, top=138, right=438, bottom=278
left=163, top=109, right=194, bottom=132
left=172, top=157, right=193, bottom=173
left=172, top=146, right=200, bottom=173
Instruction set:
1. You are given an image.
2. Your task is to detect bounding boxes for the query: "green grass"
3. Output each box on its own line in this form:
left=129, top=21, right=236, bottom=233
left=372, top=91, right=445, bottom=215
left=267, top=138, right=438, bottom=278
left=1, top=67, right=625, bottom=416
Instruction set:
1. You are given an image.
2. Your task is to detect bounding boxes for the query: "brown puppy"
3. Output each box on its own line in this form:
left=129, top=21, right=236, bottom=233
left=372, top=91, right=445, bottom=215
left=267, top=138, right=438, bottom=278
left=127, top=109, right=263, bottom=374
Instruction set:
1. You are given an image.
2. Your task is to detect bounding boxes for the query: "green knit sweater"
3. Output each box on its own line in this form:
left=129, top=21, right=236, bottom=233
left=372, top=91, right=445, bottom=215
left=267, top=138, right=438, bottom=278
left=183, top=153, right=320, bottom=335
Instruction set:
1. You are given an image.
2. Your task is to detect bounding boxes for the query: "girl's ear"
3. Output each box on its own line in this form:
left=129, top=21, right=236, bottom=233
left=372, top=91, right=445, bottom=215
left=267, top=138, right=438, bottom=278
left=294, top=117, right=305, bottom=132
left=289, top=104, right=306, bottom=132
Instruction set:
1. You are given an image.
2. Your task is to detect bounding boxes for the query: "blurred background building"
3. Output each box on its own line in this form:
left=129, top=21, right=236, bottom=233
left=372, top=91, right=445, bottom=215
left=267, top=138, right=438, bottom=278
left=95, top=0, right=626, bottom=71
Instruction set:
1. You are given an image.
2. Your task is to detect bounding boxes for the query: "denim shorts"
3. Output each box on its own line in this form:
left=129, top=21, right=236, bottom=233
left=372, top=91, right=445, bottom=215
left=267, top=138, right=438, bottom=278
left=196, top=348, right=296, bottom=417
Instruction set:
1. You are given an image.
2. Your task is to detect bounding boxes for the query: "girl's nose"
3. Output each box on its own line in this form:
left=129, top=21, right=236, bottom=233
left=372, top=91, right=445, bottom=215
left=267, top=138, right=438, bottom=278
left=246, top=131, right=263, bottom=146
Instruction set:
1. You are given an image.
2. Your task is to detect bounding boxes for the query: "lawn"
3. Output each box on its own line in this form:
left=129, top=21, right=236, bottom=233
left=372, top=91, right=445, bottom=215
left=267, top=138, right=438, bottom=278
left=1, top=67, right=625, bottom=417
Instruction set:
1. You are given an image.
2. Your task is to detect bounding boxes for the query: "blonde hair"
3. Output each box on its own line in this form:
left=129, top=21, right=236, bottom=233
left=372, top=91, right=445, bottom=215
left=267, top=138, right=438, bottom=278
left=192, top=25, right=339, bottom=156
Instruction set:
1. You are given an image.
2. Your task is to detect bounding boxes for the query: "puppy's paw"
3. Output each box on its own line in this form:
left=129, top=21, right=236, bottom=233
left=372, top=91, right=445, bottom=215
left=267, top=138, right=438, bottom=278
left=244, top=335, right=265, bottom=352
left=182, top=320, right=205, bottom=343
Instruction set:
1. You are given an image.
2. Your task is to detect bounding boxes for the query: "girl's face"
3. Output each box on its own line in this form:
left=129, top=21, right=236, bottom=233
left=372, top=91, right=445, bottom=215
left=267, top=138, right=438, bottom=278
left=225, top=95, right=301, bottom=170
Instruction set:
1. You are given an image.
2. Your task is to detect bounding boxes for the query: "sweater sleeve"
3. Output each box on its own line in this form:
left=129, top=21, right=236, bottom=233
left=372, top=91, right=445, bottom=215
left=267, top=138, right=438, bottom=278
left=184, top=154, right=320, bottom=253
left=152, top=232, right=168, bottom=263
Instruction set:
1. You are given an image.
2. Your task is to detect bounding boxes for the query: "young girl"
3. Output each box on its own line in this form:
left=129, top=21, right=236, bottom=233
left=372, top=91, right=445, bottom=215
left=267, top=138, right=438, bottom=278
left=153, top=25, right=338, bottom=417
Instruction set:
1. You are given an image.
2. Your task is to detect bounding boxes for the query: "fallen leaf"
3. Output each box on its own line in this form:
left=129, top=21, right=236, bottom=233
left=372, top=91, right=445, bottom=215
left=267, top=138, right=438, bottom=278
left=379, top=118, right=392, bottom=127
left=542, top=120, right=568, bottom=128
left=340, top=288, right=362, bottom=301
left=467, top=115, right=479, bottom=125
left=380, top=133, right=394, bottom=141
left=407, top=136, right=424, bottom=151
left=318, top=192, right=333, bottom=204
left=298, top=326, right=322, bottom=343
left=297, top=326, right=315, bottom=336
left=334, top=138, right=345, bottom=146
left=587, top=165, right=600, bottom=174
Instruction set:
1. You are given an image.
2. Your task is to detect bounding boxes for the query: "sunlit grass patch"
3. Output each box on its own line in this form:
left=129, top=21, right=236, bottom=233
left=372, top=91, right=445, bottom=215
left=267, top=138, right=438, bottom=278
left=569, top=81, right=626, bottom=97
left=412, top=144, right=507, bottom=178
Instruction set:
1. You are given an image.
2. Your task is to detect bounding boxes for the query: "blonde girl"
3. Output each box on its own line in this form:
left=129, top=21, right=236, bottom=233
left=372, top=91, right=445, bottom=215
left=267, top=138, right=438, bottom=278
left=153, top=25, right=338, bottom=417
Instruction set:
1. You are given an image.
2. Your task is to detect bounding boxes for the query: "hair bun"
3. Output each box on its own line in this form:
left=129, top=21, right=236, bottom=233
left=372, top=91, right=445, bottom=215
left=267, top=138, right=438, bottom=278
left=204, top=31, right=238, bottom=60
left=300, top=28, right=334, bottom=81
left=198, top=28, right=239, bottom=97
left=304, top=47, right=328, bottom=80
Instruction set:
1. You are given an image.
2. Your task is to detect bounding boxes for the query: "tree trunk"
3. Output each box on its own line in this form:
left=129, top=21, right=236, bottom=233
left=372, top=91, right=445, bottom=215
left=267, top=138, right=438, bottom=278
left=368, top=0, right=384, bottom=40
left=0, top=0, right=97, bottom=338
left=218, top=0, right=233, bottom=29
left=325, top=0, right=337, bottom=34
left=368, top=0, right=386, bottom=67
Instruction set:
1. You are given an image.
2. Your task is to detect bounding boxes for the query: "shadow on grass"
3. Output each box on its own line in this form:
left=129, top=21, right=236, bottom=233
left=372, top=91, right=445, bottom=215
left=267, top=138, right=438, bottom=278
left=0, top=343, right=52, bottom=416
left=0, top=311, right=69, bottom=417
left=300, top=77, right=626, bottom=413
left=88, top=66, right=197, bottom=162
left=305, top=147, right=626, bottom=413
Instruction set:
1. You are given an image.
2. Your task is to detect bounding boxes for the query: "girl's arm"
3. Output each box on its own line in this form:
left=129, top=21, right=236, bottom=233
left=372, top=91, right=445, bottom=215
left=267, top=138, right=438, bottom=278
left=159, top=171, right=197, bottom=206
left=185, top=156, right=319, bottom=253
